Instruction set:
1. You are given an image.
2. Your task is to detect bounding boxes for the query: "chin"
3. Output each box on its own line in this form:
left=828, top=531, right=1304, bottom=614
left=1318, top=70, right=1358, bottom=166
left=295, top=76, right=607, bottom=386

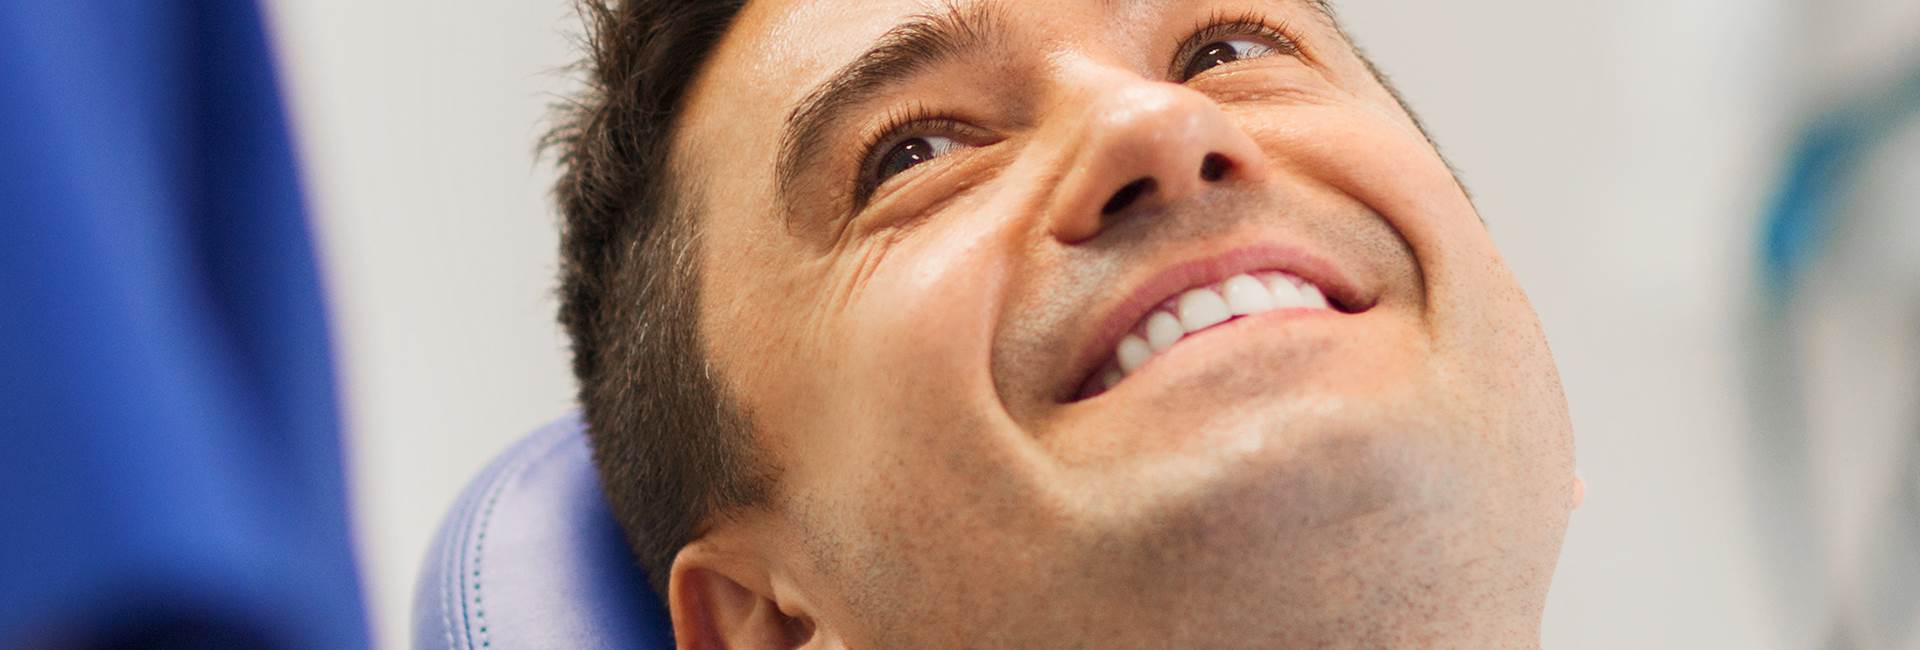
left=1103, top=379, right=1462, bottom=537
left=1026, top=382, right=1560, bottom=643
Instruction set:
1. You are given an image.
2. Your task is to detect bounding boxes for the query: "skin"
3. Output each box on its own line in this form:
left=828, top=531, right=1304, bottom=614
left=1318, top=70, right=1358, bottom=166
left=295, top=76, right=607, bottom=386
left=664, top=0, right=1579, bottom=647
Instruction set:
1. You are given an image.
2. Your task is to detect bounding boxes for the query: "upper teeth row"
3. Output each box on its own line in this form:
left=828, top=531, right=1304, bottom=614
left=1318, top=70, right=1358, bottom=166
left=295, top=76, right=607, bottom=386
left=1101, top=272, right=1331, bottom=390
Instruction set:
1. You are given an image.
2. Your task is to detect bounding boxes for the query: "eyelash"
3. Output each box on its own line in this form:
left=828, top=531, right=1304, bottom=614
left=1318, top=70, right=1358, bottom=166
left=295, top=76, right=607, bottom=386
left=853, top=103, right=968, bottom=206
left=1173, top=11, right=1302, bottom=79
left=850, top=12, right=1301, bottom=207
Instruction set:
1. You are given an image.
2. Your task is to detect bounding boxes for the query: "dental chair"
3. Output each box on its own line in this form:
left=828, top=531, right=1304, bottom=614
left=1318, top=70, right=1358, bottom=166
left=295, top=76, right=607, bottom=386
left=413, top=414, right=675, bottom=648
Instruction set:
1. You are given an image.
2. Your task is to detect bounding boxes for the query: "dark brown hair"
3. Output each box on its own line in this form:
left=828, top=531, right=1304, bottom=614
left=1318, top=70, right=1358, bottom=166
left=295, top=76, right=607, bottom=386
left=546, top=0, right=764, bottom=600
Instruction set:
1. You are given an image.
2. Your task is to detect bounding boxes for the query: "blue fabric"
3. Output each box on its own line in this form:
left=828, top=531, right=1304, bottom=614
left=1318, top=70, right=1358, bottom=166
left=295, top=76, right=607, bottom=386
left=0, top=1, right=367, bottom=647
left=414, top=416, right=674, bottom=650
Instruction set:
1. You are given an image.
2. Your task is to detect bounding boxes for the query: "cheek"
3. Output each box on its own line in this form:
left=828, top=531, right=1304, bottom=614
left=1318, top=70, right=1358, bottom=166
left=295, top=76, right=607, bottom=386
left=847, top=221, right=1006, bottom=420
left=1259, top=108, right=1540, bottom=353
left=788, top=211, right=1091, bottom=612
left=813, top=202, right=1049, bottom=501
left=1256, top=107, right=1572, bottom=465
left=1257, top=108, right=1500, bottom=302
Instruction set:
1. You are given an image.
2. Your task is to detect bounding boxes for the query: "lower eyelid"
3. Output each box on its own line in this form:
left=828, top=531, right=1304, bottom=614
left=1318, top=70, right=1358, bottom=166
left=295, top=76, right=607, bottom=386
left=862, top=137, right=1001, bottom=213
left=1175, top=24, right=1298, bottom=80
left=862, top=127, right=995, bottom=196
left=858, top=118, right=982, bottom=187
left=875, top=137, right=969, bottom=192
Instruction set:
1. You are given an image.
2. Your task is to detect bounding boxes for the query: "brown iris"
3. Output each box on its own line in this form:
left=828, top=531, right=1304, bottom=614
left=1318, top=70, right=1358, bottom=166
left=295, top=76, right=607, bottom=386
left=876, top=138, right=940, bottom=184
left=1183, top=41, right=1242, bottom=80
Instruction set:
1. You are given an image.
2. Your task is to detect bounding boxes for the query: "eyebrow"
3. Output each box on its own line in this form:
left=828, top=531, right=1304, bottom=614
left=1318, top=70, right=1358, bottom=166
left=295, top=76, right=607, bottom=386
left=771, top=0, right=1343, bottom=212
left=774, top=2, right=1007, bottom=207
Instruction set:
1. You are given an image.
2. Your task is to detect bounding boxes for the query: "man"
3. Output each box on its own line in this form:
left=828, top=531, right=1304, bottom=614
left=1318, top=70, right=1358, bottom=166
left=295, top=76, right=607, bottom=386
left=549, top=0, right=1582, bottom=646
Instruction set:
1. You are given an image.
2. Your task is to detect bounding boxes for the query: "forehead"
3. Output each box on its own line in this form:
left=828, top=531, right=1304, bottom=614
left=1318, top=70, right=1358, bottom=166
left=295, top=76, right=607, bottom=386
left=727, top=0, right=1032, bottom=97
left=668, top=0, right=900, bottom=213
left=685, top=0, right=937, bottom=137
left=719, top=0, right=1331, bottom=80
left=698, top=0, right=1337, bottom=99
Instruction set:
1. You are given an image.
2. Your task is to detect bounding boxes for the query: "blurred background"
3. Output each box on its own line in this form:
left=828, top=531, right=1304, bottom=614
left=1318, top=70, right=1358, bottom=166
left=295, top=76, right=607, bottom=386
left=255, top=0, right=1920, bottom=648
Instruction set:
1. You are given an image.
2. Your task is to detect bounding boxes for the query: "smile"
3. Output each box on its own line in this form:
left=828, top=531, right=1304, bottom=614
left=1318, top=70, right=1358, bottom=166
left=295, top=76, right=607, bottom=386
left=1077, top=271, right=1338, bottom=399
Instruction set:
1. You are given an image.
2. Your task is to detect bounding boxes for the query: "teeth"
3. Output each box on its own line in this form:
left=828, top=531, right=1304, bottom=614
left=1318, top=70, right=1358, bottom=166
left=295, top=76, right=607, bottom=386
left=1266, top=274, right=1306, bottom=308
left=1098, top=271, right=1337, bottom=391
left=1176, top=287, right=1232, bottom=331
left=1297, top=282, right=1330, bottom=310
left=1145, top=311, right=1184, bottom=352
left=1117, top=335, right=1153, bottom=373
left=1221, top=274, right=1276, bottom=315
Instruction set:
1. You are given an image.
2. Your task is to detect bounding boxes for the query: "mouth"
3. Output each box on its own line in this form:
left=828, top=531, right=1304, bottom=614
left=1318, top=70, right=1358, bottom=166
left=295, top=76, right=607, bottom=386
left=1065, top=245, right=1373, bottom=403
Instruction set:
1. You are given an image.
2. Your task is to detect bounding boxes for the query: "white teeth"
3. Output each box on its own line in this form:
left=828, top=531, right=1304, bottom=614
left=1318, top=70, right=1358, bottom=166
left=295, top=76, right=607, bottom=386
left=1098, top=271, right=1338, bottom=393
left=1117, top=335, right=1153, bottom=373
left=1297, top=282, right=1330, bottom=310
left=1145, top=311, right=1184, bottom=352
left=1221, top=274, right=1276, bottom=316
left=1176, top=288, right=1232, bottom=331
left=1266, top=274, right=1306, bottom=309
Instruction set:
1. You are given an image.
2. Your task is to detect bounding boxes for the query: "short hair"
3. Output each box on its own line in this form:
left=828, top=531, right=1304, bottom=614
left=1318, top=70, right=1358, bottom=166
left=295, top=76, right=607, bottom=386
left=545, top=0, right=1439, bottom=604
left=546, top=0, right=765, bottom=600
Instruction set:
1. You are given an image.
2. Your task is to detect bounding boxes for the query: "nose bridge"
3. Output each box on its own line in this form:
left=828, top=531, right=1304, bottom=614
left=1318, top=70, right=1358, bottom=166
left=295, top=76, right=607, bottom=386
left=1089, top=82, right=1219, bottom=190
left=1042, top=68, right=1270, bottom=244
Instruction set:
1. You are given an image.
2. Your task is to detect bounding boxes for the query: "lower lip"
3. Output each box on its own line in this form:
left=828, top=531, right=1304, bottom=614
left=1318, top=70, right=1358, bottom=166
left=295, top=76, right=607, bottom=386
left=1076, top=306, right=1343, bottom=402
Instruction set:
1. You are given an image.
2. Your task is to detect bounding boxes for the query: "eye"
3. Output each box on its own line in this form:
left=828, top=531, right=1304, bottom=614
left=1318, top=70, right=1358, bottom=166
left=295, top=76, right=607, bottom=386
left=873, top=135, right=962, bottom=186
left=1173, top=15, right=1300, bottom=82
left=1181, top=37, right=1279, bottom=80
left=850, top=111, right=986, bottom=210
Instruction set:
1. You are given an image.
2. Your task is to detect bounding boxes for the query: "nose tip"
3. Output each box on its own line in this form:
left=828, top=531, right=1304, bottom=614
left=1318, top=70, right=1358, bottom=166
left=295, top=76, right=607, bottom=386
left=1047, top=83, right=1270, bottom=244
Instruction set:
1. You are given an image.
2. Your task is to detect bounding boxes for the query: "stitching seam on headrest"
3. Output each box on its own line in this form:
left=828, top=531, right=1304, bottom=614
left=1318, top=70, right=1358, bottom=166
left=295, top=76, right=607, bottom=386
left=464, top=425, right=578, bottom=649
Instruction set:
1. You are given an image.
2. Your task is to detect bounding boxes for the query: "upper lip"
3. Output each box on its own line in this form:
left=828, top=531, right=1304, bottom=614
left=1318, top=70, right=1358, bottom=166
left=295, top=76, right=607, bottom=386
left=1060, top=243, right=1373, bottom=403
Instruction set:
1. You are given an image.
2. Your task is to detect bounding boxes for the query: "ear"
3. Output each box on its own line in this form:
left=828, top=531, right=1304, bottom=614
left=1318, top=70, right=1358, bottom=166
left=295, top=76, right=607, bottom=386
left=1571, top=470, right=1586, bottom=510
left=668, top=538, right=818, bottom=649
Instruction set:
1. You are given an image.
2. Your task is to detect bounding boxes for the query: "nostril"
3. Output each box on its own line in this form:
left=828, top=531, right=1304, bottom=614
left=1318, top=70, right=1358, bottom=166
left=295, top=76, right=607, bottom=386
left=1199, top=153, right=1231, bottom=182
left=1102, top=178, right=1155, bottom=216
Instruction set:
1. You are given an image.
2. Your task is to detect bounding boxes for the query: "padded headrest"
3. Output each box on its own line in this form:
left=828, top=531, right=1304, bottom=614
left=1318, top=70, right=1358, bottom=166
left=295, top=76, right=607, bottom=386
left=413, top=414, right=673, bottom=649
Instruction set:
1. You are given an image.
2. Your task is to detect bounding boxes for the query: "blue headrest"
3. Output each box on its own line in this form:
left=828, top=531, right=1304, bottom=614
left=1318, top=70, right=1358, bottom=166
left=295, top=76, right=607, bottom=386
left=414, top=414, right=674, bottom=649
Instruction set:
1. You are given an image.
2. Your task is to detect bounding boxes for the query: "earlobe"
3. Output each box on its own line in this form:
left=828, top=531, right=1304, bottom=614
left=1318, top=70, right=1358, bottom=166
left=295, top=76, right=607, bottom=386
left=669, top=542, right=818, bottom=649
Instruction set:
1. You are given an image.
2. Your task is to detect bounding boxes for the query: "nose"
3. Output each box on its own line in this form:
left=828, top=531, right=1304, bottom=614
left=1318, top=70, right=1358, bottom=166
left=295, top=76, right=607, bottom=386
left=1045, top=79, right=1271, bottom=244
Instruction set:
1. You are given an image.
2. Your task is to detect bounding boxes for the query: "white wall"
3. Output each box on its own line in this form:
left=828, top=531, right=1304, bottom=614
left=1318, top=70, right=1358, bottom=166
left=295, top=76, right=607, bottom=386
left=1342, top=1, right=1805, bottom=646
left=261, top=1, right=1896, bottom=648
left=261, top=1, right=581, bottom=646
left=1334, top=2, right=1792, bottom=648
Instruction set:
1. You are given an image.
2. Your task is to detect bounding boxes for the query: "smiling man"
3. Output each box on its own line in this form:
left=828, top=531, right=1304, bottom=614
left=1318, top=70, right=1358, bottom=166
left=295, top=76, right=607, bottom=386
left=549, top=0, right=1580, bottom=647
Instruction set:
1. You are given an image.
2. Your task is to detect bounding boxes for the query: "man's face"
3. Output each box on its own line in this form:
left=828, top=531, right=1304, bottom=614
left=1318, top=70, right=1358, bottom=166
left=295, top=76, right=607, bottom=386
left=672, top=0, right=1575, bottom=645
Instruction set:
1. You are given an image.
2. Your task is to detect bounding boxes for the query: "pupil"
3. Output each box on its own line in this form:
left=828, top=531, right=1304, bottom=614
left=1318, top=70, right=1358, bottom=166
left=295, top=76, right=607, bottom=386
left=1185, top=42, right=1238, bottom=78
left=881, top=138, right=935, bottom=180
